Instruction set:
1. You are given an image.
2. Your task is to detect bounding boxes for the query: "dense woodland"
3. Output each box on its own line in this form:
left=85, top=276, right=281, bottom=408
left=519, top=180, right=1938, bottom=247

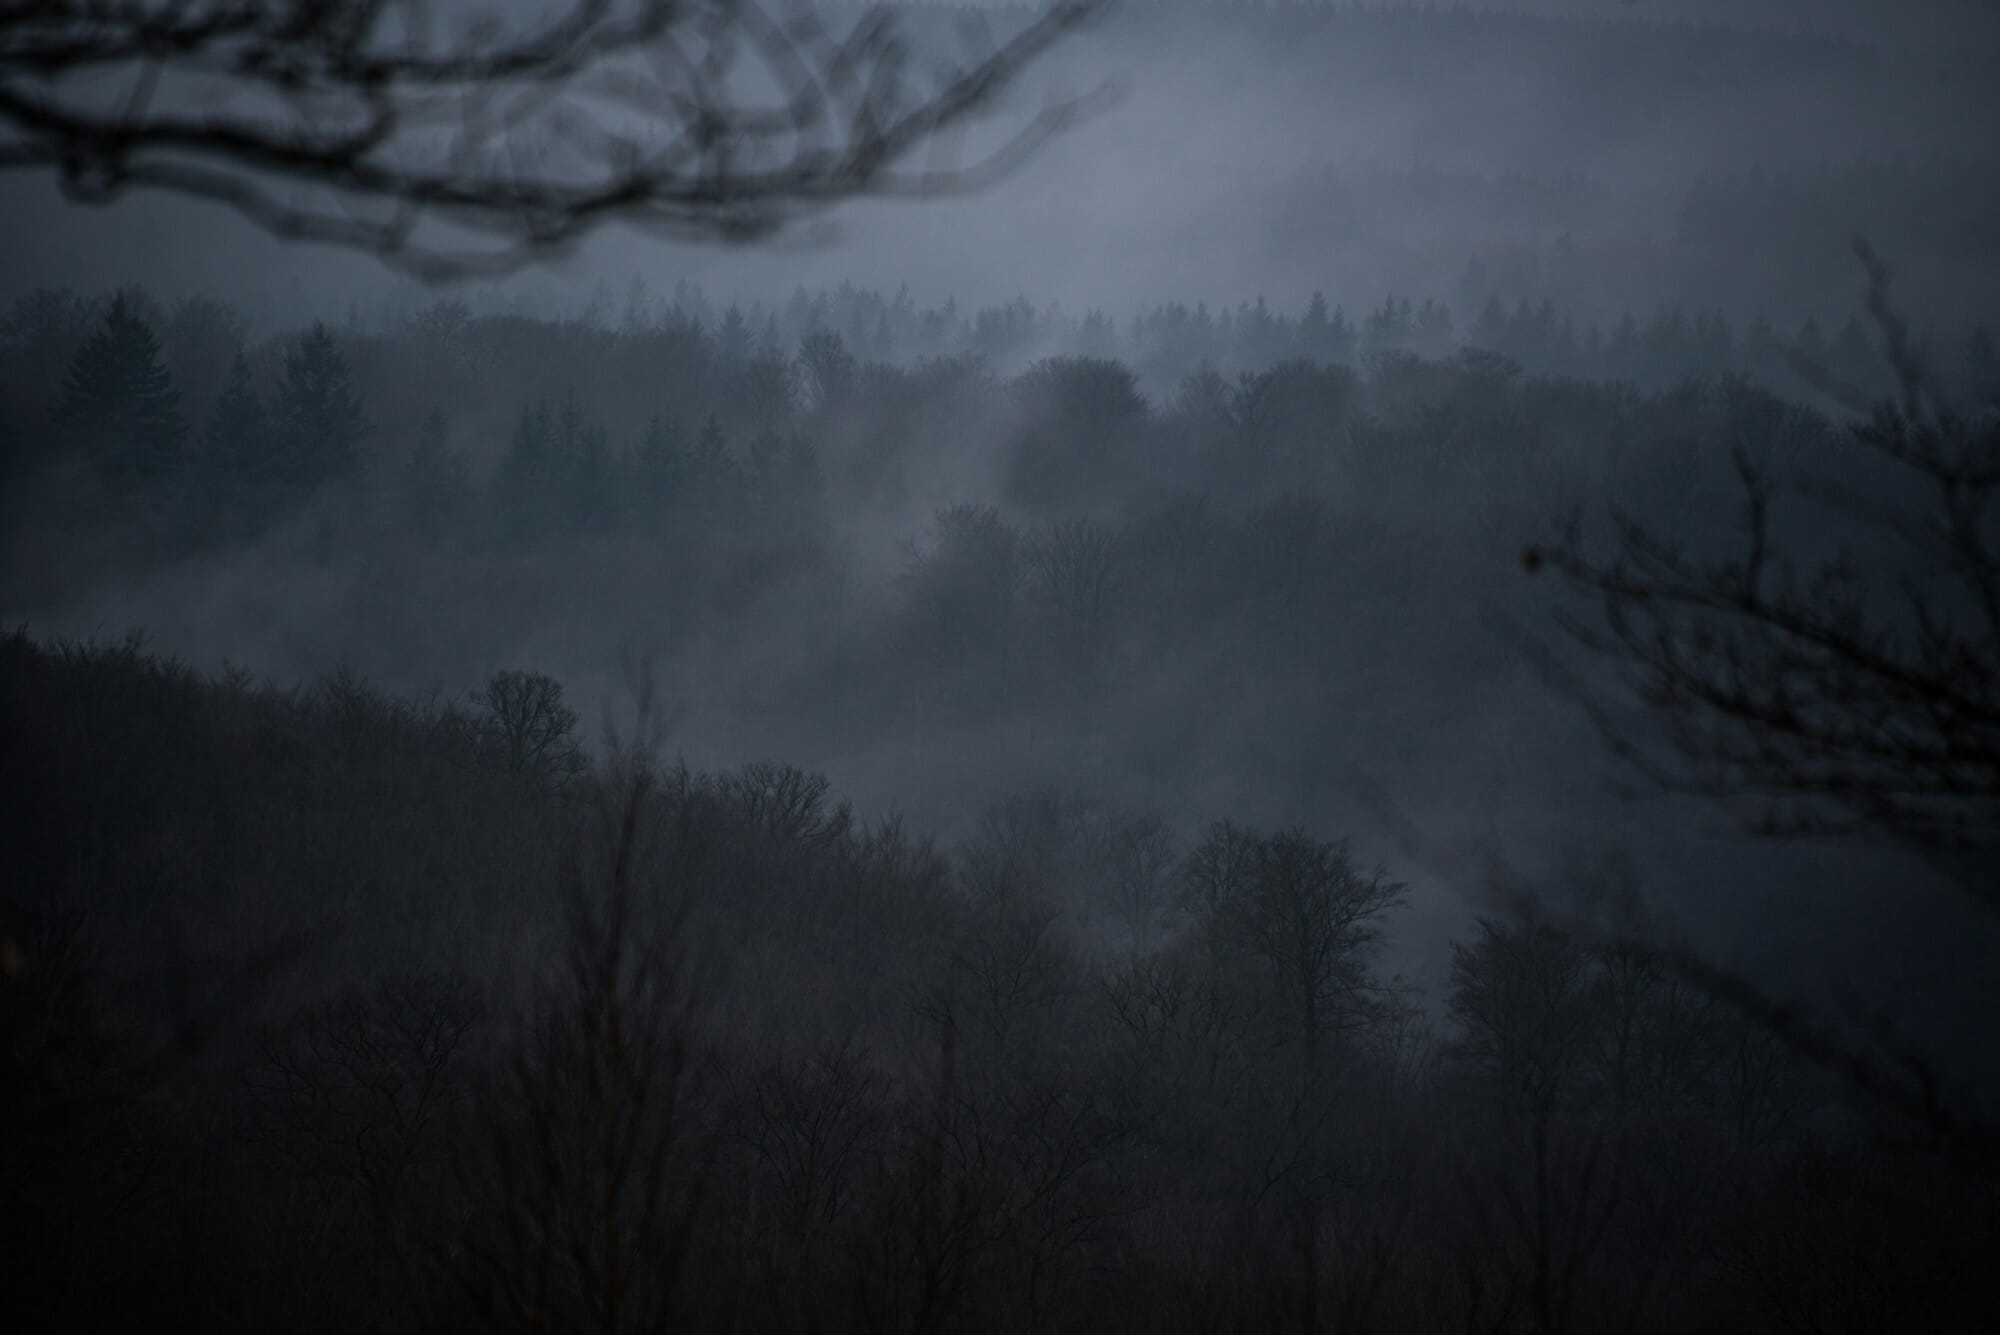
left=7, top=278, right=1994, bottom=543
left=5, top=0, right=2000, bottom=1328
left=2, top=262, right=1997, bottom=1332
left=0, top=619, right=1984, bottom=1335
left=1, top=636, right=1992, bottom=1334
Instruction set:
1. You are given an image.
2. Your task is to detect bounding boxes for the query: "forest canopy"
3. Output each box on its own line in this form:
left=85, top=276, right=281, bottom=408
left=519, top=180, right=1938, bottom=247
left=4, top=2, right=1997, bottom=1331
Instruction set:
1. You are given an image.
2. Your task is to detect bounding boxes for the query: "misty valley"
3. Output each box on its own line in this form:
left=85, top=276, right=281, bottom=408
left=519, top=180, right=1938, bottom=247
left=2, top=2, right=1998, bottom=1333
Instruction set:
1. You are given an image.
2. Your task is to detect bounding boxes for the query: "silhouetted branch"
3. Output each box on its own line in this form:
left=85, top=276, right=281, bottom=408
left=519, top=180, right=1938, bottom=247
left=0, top=0, right=1114, bottom=278
left=1614, top=937, right=2000, bottom=1159
left=1527, top=241, right=2000, bottom=904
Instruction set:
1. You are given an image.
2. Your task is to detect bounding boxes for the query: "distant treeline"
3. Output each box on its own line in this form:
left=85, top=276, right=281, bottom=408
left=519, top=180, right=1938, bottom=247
left=1, top=276, right=1915, bottom=790
left=9, top=278, right=1992, bottom=495
left=13, top=278, right=1984, bottom=575
left=8, top=278, right=1980, bottom=791
left=508, top=273, right=1982, bottom=392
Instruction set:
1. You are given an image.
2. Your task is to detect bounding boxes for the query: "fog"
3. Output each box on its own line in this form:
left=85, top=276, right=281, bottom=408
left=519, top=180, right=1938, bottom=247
left=9, top=2, right=2000, bottom=325
left=4, top=3, right=1997, bottom=1330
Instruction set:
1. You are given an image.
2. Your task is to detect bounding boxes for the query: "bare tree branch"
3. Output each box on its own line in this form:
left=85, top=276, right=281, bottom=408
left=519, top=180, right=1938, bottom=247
left=1526, top=241, right=2000, bottom=905
left=0, top=0, right=1115, bottom=279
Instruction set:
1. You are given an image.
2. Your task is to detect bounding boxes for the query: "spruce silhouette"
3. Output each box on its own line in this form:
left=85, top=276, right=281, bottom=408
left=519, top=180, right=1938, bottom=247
left=273, top=323, right=369, bottom=493
left=57, top=292, right=186, bottom=485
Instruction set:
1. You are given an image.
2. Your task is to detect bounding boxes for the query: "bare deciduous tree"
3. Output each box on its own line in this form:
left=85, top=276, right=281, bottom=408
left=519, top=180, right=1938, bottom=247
left=245, top=970, right=482, bottom=1274
left=1529, top=242, right=1999, bottom=904
left=436, top=754, right=708, bottom=1334
left=1024, top=515, right=1118, bottom=695
left=717, top=759, right=850, bottom=848
left=900, top=502, right=1020, bottom=709
left=474, top=668, right=585, bottom=787
left=0, top=0, right=1111, bottom=278
left=1184, top=824, right=1404, bottom=1058
left=1524, top=242, right=2000, bottom=1153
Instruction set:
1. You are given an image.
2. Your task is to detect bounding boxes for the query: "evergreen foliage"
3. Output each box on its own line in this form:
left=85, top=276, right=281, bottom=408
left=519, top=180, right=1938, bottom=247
left=203, top=353, right=270, bottom=484
left=192, top=352, right=273, bottom=541
left=272, top=323, right=369, bottom=493
left=399, top=408, right=471, bottom=542
left=626, top=413, right=689, bottom=536
left=491, top=389, right=616, bottom=543
left=688, top=413, right=740, bottom=525
left=55, top=291, right=186, bottom=484
left=2, top=259, right=1997, bottom=1330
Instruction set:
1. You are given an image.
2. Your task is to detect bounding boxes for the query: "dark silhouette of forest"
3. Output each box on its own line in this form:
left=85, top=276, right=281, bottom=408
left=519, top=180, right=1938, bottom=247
left=4, top=2, right=1999, bottom=1326
left=3, top=623, right=1993, bottom=1333
left=3, top=261, right=1997, bottom=1331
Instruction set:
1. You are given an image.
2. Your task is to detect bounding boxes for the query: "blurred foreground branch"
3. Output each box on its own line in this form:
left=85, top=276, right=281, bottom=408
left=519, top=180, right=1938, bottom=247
left=0, top=0, right=1113, bottom=278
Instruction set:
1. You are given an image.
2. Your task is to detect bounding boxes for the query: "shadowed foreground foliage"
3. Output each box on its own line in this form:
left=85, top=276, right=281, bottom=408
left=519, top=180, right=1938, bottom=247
left=2, top=630, right=1993, bottom=1333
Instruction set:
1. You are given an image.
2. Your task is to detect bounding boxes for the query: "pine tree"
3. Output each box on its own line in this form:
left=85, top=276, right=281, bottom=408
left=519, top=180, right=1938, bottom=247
left=551, top=388, right=613, bottom=532
left=195, top=352, right=272, bottom=541
left=57, top=291, right=187, bottom=484
left=1301, top=291, right=1332, bottom=362
left=204, top=354, right=270, bottom=486
left=1326, top=304, right=1354, bottom=365
left=490, top=390, right=612, bottom=543
left=401, top=408, right=471, bottom=542
left=715, top=305, right=751, bottom=364
left=691, top=414, right=736, bottom=505
left=492, top=399, right=556, bottom=545
left=272, top=323, right=369, bottom=493
left=627, top=414, right=688, bottom=531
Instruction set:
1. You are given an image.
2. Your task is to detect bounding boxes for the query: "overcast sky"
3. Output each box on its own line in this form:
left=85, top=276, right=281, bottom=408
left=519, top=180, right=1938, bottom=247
left=5, top=1, right=1996, bottom=329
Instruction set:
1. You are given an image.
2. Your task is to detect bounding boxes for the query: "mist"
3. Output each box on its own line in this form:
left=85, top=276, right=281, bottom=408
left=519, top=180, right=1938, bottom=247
left=4, top=2, right=1997, bottom=1330
left=9, top=2, right=2000, bottom=324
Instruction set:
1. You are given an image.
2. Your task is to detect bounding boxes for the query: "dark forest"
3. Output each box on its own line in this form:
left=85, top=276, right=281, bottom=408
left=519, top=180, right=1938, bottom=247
left=2, top=2, right=1996, bottom=1332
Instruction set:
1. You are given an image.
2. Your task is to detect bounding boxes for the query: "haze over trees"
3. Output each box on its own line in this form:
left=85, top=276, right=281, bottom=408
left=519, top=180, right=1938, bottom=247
left=3, top=2, right=1998, bottom=1332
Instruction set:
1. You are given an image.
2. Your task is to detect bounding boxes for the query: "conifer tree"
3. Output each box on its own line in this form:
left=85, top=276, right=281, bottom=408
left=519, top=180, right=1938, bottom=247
left=56, top=291, right=186, bottom=485
left=690, top=414, right=738, bottom=523
left=627, top=414, right=689, bottom=531
left=491, top=398, right=553, bottom=545
left=490, top=390, right=612, bottom=543
left=401, top=408, right=471, bottom=542
left=204, top=353, right=269, bottom=485
left=272, top=323, right=369, bottom=493
left=552, top=388, right=614, bottom=533
left=194, top=352, right=272, bottom=541
left=1300, top=291, right=1332, bottom=361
